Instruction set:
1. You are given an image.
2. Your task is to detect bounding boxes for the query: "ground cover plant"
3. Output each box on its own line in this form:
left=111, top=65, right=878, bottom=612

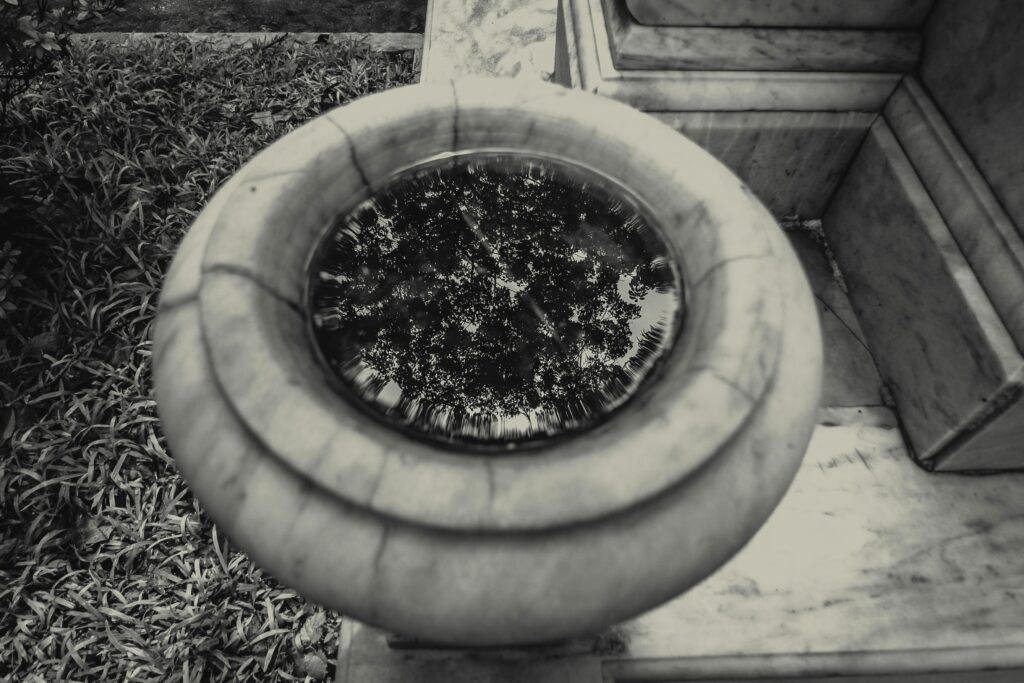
left=75, top=0, right=426, bottom=33
left=0, top=35, right=415, bottom=681
left=2, top=0, right=123, bottom=125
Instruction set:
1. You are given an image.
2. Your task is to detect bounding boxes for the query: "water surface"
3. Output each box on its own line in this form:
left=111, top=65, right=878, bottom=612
left=308, top=153, right=683, bottom=450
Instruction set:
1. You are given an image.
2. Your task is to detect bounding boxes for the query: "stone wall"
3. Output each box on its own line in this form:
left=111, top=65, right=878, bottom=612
left=919, top=0, right=1024, bottom=235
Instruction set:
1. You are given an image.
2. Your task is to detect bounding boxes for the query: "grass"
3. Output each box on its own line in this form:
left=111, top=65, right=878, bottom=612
left=0, top=36, right=416, bottom=682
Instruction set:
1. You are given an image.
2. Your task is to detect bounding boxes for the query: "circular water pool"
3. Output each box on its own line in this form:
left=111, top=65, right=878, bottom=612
left=308, top=151, right=683, bottom=448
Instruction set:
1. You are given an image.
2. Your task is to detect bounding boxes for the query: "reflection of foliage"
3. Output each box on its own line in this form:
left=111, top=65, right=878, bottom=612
left=1, top=1, right=123, bottom=130
left=311, top=155, right=679, bottom=443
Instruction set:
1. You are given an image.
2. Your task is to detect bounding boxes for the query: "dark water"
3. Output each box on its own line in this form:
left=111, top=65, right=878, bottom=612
left=308, top=152, right=683, bottom=450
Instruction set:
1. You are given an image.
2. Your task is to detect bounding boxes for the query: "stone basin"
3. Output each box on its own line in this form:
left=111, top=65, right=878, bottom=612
left=152, top=78, right=822, bottom=645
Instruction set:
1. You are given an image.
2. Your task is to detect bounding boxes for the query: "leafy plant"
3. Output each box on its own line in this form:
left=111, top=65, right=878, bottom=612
left=0, top=240, right=24, bottom=320
left=0, top=36, right=414, bottom=682
left=0, top=0, right=122, bottom=126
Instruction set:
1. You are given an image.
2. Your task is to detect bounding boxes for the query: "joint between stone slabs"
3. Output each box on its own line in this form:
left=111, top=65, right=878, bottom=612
left=202, top=262, right=303, bottom=315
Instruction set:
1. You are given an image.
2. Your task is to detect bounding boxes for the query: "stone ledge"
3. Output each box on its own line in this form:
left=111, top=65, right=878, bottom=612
left=623, top=0, right=936, bottom=29
left=885, top=77, right=1024, bottom=348
left=556, top=0, right=902, bottom=111
left=603, top=0, right=920, bottom=73
left=823, top=119, right=1024, bottom=469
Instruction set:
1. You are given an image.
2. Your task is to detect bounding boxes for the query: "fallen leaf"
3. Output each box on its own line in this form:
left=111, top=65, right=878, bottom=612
left=298, top=651, right=328, bottom=680
left=299, top=611, right=326, bottom=645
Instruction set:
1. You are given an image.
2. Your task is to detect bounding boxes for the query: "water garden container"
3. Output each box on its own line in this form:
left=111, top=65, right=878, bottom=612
left=152, top=78, right=823, bottom=645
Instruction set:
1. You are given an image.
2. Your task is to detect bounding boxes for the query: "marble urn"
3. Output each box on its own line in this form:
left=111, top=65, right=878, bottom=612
left=152, top=78, right=823, bottom=645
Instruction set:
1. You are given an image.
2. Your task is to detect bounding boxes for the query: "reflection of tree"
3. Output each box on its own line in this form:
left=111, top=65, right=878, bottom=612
left=310, top=155, right=679, bottom=443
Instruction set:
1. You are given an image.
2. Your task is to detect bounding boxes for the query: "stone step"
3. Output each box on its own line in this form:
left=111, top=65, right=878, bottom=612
left=624, top=0, right=935, bottom=28
left=604, top=0, right=921, bottom=72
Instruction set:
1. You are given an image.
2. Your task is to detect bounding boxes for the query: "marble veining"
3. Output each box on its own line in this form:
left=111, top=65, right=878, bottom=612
left=624, top=0, right=935, bottom=28
left=617, top=406, right=1024, bottom=659
left=786, top=232, right=883, bottom=407
left=559, top=0, right=902, bottom=111
left=936, top=391, right=1024, bottom=472
left=919, top=0, right=1024, bottom=235
left=650, top=110, right=873, bottom=218
left=885, top=77, right=1024, bottom=355
left=823, top=120, right=1024, bottom=462
left=337, top=407, right=1024, bottom=680
left=605, top=0, right=920, bottom=72
left=422, top=0, right=558, bottom=81
left=156, top=77, right=831, bottom=645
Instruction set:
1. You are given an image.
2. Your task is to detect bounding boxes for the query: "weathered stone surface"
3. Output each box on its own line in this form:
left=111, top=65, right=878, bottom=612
left=823, top=119, right=1024, bottom=463
left=616, top=406, right=1024, bottom=663
left=884, top=77, right=1024, bottom=353
left=919, top=0, right=1024, bottom=236
left=155, top=79, right=822, bottom=644
left=624, top=0, right=935, bottom=28
left=787, top=232, right=883, bottom=407
left=421, top=0, right=558, bottom=81
left=194, top=77, right=798, bottom=532
left=557, top=0, right=902, bottom=111
left=651, top=110, right=873, bottom=218
left=336, top=407, right=1024, bottom=679
left=605, top=0, right=920, bottom=72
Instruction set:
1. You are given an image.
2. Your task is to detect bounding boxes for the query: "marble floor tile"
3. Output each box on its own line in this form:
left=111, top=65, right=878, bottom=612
left=421, top=0, right=558, bottom=81
left=618, top=406, right=1024, bottom=660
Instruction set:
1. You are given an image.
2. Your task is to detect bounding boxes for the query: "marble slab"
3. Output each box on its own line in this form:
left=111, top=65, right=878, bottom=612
left=556, top=0, right=903, bottom=111
left=884, top=77, right=1024, bottom=352
left=421, top=0, right=558, bottom=81
left=650, top=111, right=873, bottom=219
left=339, top=407, right=1024, bottom=680
left=919, top=0, right=1024, bottom=235
left=624, top=0, right=936, bottom=28
left=604, top=0, right=920, bottom=72
left=822, top=119, right=1024, bottom=465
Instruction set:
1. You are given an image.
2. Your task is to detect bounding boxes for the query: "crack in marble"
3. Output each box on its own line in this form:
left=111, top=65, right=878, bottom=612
left=366, top=524, right=393, bottom=623
left=814, top=292, right=872, bottom=354
left=324, top=117, right=371, bottom=192
left=450, top=80, right=460, bottom=151
left=690, top=252, right=768, bottom=291
left=365, top=453, right=389, bottom=509
left=203, top=262, right=303, bottom=315
left=704, top=365, right=758, bottom=405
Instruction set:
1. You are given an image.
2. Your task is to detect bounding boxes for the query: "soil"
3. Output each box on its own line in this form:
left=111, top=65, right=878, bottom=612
left=79, top=0, right=426, bottom=34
